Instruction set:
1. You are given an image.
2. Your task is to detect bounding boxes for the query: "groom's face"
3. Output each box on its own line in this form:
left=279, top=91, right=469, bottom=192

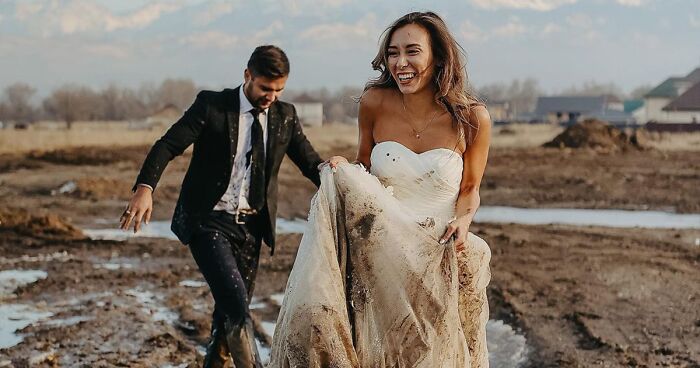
left=244, top=70, right=288, bottom=110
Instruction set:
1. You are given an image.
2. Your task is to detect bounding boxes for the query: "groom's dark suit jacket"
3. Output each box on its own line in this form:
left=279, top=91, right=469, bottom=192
left=134, top=86, right=322, bottom=253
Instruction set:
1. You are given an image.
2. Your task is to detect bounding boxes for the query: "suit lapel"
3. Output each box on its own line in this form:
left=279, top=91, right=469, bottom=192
left=226, top=87, right=241, bottom=169
left=265, top=102, right=281, bottom=181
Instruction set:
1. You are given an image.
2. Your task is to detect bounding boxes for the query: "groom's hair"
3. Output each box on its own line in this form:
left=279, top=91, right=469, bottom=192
left=247, top=45, right=290, bottom=79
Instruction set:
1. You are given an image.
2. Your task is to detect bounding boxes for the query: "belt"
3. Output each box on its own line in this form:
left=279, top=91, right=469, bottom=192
left=234, top=211, right=257, bottom=225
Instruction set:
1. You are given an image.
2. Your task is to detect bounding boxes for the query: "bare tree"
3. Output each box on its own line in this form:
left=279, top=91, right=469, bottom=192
left=100, top=84, right=123, bottom=121
left=43, top=84, right=99, bottom=129
left=335, top=86, right=362, bottom=120
left=479, top=78, right=542, bottom=117
left=156, top=79, right=197, bottom=111
left=561, top=80, right=624, bottom=98
left=509, top=78, right=542, bottom=117
left=2, top=83, right=37, bottom=124
left=478, top=82, right=508, bottom=102
left=0, top=102, right=7, bottom=124
left=629, top=84, right=652, bottom=100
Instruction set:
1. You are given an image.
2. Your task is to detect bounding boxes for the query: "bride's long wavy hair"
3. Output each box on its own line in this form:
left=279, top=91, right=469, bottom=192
left=363, top=11, right=482, bottom=145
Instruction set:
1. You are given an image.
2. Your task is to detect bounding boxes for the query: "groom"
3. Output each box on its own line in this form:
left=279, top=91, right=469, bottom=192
left=120, top=45, right=323, bottom=368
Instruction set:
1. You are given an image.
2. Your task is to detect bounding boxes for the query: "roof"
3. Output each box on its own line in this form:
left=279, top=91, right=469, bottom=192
left=534, top=96, right=606, bottom=115
left=623, top=99, right=644, bottom=113
left=601, top=94, right=622, bottom=103
left=645, top=78, right=687, bottom=98
left=588, top=109, right=634, bottom=120
left=663, top=82, right=700, bottom=111
left=644, top=66, right=700, bottom=99
left=685, top=67, right=700, bottom=83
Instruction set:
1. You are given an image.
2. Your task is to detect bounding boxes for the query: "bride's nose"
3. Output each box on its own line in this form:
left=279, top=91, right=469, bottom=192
left=397, top=54, right=408, bottom=69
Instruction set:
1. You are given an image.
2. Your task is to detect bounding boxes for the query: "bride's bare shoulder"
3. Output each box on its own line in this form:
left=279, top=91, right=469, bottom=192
left=359, top=87, right=396, bottom=112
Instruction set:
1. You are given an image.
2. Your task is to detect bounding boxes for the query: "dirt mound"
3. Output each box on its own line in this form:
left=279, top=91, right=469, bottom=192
left=72, top=178, right=132, bottom=200
left=53, top=177, right=180, bottom=201
left=27, top=145, right=151, bottom=166
left=543, top=119, right=648, bottom=151
left=0, top=153, right=45, bottom=173
left=0, top=208, right=85, bottom=239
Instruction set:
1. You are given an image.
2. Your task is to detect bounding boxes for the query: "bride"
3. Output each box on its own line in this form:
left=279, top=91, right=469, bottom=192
left=270, top=11, right=492, bottom=368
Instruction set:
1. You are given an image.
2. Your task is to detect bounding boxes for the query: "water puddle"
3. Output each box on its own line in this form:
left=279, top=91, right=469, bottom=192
left=93, top=263, right=133, bottom=270
left=487, top=320, right=528, bottom=367
left=275, top=218, right=308, bottom=234
left=0, top=270, right=52, bottom=349
left=160, top=364, right=188, bottom=368
left=474, top=206, right=700, bottom=229
left=42, top=315, right=93, bottom=327
left=125, top=288, right=178, bottom=323
left=85, top=221, right=177, bottom=241
left=85, top=207, right=700, bottom=242
left=178, top=280, right=207, bottom=288
left=84, top=218, right=308, bottom=241
left=0, top=304, right=53, bottom=349
left=0, top=270, right=48, bottom=298
left=0, top=251, right=72, bottom=265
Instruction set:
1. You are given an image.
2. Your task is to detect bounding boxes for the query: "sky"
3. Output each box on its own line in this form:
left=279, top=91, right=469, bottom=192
left=1, top=0, right=699, bottom=97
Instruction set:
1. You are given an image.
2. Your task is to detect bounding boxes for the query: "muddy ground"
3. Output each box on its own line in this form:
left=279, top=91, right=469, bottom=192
left=0, top=127, right=699, bottom=367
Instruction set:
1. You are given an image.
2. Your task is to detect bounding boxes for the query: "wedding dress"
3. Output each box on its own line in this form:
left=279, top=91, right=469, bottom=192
left=269, top=141, right=491, bottom=368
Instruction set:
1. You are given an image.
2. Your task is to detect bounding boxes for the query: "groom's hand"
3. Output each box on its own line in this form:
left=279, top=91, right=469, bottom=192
left=120, top=185, right=153, bottom=233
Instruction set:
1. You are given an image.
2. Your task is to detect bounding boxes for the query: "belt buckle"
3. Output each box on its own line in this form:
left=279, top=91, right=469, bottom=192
left=235, top=210, right=255, bottom=225
left=235, top=212, right=246, bottom=224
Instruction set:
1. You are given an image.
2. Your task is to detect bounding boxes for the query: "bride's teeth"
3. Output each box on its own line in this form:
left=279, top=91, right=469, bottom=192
left=398, top=73, right=415, bottom=81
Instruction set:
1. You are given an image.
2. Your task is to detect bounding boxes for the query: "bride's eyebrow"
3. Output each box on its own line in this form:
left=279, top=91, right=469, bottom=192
left=387, top=44, right=421, bottom=50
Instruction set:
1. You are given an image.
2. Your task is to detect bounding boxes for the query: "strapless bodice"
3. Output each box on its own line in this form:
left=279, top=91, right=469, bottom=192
left=370, top=141, right=463, bottom=223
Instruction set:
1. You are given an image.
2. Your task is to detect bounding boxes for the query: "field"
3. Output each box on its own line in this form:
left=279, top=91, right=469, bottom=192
left=0, top=122, right=699, bottom=367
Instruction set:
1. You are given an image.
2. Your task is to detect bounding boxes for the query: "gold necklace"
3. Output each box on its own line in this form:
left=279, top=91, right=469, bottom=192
left=401, top=96, right=443, bottom=139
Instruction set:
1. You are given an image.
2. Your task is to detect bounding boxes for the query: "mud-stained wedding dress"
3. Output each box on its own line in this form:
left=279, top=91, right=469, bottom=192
left=269, top=141, right=491, bottom=368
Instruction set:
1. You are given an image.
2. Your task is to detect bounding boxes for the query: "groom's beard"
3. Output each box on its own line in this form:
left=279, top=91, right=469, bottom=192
left=244, top=82, right=276, bottom=110
left=256, top=98, right=274, bottom=109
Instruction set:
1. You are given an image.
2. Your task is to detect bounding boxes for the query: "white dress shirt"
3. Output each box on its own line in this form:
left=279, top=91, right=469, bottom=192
left=213, top=85, right=269, bottom=214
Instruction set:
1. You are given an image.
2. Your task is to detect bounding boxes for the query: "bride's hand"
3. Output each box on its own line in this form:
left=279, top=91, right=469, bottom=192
left=318, top=156, right=349, bottom=170
left=440, top=216, right=470, bottom=252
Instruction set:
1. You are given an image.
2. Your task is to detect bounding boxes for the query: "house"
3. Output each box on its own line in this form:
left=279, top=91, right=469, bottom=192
left=532, top=95, right=634, bottom=126
left=485, top=100, right=510, bottom=124
left=662, top=82, right=700, bottom=122
left=291, top=93, right=323, bottom=127
left=643, top=67, right=700, bottom=125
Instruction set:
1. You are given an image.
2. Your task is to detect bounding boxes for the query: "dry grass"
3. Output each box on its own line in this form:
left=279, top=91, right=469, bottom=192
left=645, top=131, right=700, bottom=151
left=1, top=120, right=696, bottom=154
left=490, top=123, right=563, bottom=148
left=0, top=121, right=356, bottom=155
left=0, top=121, right=166, bottom=154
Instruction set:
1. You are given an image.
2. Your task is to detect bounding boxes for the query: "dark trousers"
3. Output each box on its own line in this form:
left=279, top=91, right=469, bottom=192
left=189, top=211, right=263, bottom=331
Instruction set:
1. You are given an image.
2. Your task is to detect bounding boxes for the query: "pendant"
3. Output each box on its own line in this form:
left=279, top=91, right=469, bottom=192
left=415, top=133, right=421, bottom=139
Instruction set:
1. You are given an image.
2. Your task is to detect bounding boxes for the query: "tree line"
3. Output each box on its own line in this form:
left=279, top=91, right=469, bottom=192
left=0, top=79, right=198, bottom=129
left=0, top=78, right=651, bottom=128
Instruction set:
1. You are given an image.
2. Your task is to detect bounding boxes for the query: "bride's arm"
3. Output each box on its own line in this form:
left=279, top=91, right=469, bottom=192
left=321, top=89, right=378, bottom=170
left=355, top=89, right=380, bottom=169
left=440, top=106, right=492, bottom=250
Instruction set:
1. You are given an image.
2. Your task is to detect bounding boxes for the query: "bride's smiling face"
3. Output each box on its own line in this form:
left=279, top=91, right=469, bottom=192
left=387, top=23, right=436, bottom=95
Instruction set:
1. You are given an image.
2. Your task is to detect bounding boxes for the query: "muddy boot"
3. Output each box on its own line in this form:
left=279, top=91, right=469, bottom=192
left=225, top=318, right=262, bottom=368
left=203, top=316, right=232, bottom=368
